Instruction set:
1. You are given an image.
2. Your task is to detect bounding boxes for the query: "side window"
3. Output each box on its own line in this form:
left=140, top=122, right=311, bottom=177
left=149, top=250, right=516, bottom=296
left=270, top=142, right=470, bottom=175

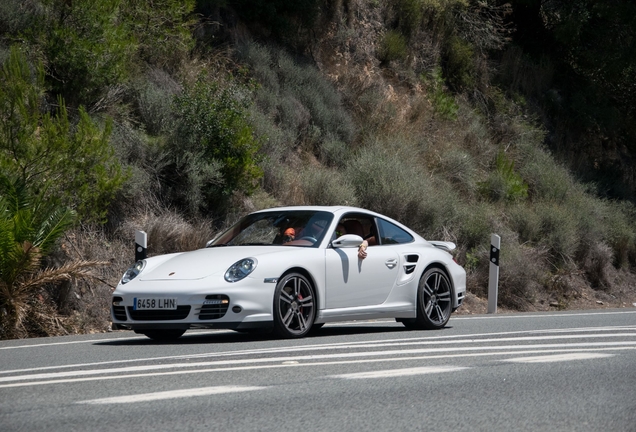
left=376, top=218, right=413, bottom=245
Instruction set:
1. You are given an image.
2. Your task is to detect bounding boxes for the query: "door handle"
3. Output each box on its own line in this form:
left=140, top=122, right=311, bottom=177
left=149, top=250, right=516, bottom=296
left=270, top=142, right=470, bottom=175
left=385, top=259, right=397, bottom=269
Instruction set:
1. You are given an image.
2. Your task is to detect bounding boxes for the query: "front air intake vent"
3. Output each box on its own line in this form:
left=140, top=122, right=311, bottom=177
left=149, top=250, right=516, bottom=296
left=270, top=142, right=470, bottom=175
left=198, top=294, right=230, bottom=320
left=112, top=297, right=127, bottom=321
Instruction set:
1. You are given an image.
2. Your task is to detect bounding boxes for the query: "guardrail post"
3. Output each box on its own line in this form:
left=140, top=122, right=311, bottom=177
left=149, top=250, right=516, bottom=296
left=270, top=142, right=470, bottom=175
left=488, top=234, right=500, bottom=314
left=135, top=230, right=147, bottom=261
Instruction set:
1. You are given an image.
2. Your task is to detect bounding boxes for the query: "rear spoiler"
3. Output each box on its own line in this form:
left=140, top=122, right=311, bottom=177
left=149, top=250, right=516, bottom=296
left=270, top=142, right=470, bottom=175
left=428, top=241, right=456, bottom=253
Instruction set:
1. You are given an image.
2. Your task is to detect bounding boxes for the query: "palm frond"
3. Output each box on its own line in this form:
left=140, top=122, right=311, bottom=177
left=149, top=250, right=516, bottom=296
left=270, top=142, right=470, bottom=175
left=19, top=260, right=109, bottom=293
left=35, top=206, right=76, bottom=254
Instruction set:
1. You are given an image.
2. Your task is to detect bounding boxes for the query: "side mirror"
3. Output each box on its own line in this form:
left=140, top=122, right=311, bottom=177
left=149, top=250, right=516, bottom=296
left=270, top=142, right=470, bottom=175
left=331, top=234, right=364, bottom=248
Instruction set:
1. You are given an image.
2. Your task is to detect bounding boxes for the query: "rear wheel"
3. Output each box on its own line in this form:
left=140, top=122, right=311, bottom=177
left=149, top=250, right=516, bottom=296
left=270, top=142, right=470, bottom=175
left=141, top=329, right=186, bottom=341
left=400, top=267, right=452, bottom=330
left=273, top=272, right=316, bottom=338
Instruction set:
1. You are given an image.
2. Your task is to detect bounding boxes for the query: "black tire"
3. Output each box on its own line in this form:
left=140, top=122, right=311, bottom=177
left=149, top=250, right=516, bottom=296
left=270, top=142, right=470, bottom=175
left=400, top=267, right=453, bottom=330
left=273, top=272, right=316, bottom=338
left=142, top=329, right=186, bottom=341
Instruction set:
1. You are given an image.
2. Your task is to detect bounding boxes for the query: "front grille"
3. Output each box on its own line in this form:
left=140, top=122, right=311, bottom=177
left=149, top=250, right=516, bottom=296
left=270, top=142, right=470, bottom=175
left=198, top=295, right=230, bottom=320
left=127, top=306, right=191, bottom=321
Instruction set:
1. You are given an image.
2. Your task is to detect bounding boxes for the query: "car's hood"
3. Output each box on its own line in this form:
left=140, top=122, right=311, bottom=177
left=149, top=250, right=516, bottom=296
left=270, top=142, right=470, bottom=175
left=138, top=246, right=293, bottom=281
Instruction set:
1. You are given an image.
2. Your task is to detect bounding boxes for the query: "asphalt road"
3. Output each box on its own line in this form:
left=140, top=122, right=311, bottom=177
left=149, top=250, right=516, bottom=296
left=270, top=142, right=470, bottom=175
left=1, top=309, right=635, bottom=431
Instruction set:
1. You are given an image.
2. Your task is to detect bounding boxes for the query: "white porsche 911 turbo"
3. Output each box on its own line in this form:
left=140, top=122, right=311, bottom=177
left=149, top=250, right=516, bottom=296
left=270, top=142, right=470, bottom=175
left=112, top=206, right=466, bottom=340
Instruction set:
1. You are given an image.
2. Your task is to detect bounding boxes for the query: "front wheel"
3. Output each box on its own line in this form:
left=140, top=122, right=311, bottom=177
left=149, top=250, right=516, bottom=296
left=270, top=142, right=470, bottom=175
left=273, top=272, right=316, bottom=338
left=401, top=267, right=453, bottom=330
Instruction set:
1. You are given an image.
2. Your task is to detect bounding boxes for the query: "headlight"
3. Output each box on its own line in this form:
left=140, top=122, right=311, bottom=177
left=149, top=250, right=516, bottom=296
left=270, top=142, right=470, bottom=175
left=121, top=260, right=146, bottom=284
left=225, top=258, right=257, bottom=283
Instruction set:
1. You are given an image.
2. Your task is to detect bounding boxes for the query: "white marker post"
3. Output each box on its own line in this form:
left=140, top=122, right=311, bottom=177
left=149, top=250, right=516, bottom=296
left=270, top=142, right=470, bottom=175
left=135, top=230, right=147, bottom=261
left=488, top=234, right=500, bottom=314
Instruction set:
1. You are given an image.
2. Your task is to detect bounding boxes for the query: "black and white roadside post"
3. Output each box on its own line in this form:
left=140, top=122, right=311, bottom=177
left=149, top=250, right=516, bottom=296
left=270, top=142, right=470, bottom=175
left=135, top=230, right=147, bottom=261
left=488, top=234, right=500, bottom=314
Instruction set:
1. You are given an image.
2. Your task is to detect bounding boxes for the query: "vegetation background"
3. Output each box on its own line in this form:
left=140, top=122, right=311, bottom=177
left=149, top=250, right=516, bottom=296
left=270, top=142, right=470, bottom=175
left=1, top=0, right=635, bottom=339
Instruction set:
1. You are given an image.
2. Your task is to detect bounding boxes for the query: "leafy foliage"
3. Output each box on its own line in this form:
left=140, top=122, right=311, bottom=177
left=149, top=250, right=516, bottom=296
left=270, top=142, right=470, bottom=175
left=0, top=175, right=106, bottom=339
left=167, top=76, right=262, bottom=214
left=378, top=30, right=408, bottom=63
left=0, top=47, right=127, bottom=223
left=479, top=151, right=528, bottom=202
left=120, top=0, right=196, bottom=69
left=33, top=0, right=136, bottom=107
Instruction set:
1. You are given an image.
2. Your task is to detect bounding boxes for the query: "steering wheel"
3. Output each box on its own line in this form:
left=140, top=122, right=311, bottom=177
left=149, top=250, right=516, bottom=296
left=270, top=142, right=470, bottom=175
left=299, top=236, right=317, bottom=244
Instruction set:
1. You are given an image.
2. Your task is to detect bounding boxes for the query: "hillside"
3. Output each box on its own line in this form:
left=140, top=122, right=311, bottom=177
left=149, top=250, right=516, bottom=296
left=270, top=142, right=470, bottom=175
left=1, top=0, right=635, bottom=338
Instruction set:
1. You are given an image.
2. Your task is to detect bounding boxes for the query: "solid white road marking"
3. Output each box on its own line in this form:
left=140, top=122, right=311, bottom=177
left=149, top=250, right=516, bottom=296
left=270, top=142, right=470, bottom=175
left=77, top=385, right=265, bottom=404
left=2, top=340, right=635, bottom=384
left=332, top=366, right=468, bottom=379
left=2, top=326, right=635, bottom=376
left=504, top=352, right=614, bottom=363
left=1, top=347, right=634, bottom=389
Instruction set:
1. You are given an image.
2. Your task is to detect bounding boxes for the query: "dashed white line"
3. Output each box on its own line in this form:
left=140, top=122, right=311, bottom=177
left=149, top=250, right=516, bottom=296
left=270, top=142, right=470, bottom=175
left=332, top=366, right=468, bottom=379
left=504, top=352, right=614, bottom=363
left=77, top=385, right=266, bottom=404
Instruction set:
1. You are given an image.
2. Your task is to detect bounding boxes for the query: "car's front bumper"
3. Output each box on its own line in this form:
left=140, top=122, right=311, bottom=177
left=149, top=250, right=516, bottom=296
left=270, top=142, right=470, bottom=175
left=111, top=276, right=276, bottom=332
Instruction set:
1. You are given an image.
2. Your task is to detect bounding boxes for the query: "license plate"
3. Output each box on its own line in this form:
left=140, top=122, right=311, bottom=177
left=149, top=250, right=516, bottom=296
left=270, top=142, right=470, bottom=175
left=133, top=298, right=178, bottom=310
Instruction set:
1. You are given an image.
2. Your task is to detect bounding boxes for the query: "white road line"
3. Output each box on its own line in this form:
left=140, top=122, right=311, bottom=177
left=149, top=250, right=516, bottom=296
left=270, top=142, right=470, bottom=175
left=453, top=310, right=636, bottom=320
left=77, top=385, right=265, bottom=404
left=2, top=340, right=636, bottom=384
left=1, top=346, right=635, bottom=389
left=332, top=366, right=468, bottom=379
left=2, top=326, right=635, bottom=376
left=504, top=353, right=614, bottom=363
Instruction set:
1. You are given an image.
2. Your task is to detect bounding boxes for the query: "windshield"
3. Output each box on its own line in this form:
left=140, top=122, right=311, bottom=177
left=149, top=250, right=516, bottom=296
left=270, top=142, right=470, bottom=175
left=208, top=210, right=334, bottom=248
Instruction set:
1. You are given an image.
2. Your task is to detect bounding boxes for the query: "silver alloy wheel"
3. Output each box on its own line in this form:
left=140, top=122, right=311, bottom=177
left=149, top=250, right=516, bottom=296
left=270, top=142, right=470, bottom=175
left=419, top=268, right=452, bottom=327
left=274, top=273, right=315, bottom=337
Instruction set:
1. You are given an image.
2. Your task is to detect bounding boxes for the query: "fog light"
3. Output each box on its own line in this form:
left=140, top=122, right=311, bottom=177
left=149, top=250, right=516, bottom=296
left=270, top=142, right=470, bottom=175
left=232, top=305, right=242, bottom=313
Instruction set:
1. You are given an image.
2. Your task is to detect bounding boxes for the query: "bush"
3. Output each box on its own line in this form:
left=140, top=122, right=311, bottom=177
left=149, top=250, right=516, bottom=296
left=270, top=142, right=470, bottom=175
left=478, top=151, right=528, bottom=202
left=378, top=30, right=408, bottom=63
left=0, top=46, right=127, bottom=223
left=237, top=42, right=355, bottom=151
left=34, top=0, right=136, bottom=107
left=133, top=69, right=181, bottom=136
left=345, top=139, right=458, bottom=237
left=120, top=0, right=195, bottom=69
left=426, top=68, right=459, bottom=120
left=300, top=167, right=359, bottom=206
left=518, top=139, right=574, bottom=202
left=443, top=35, right=475, bottom=90
left=165, top=75, right=262, bottom=215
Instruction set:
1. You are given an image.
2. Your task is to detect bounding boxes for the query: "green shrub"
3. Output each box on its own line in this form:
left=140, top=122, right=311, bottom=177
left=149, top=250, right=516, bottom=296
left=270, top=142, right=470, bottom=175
left=456, top=201, right=493, bottom=249
left=534, top=201, right=580, bottom=265
left=0, top=46, right=127, bottom=223
left=34, top=0, right=136, bottom=107
left=518, top=140, right=573, bottom=202
left=120, top=0, right=195, bottom=69
left=345, top=139, right=458, bottom=237
left=300, top=167, right=359, bottom=207
left=426, top=68, right=459, bottom=120
left=237, top=42, right=355, bottom=151
left=166, top=75, right=262, bottom=215
left=378, top=30, right=408, bottom=63
left=479, top=151, right=528, bottom=202
left=133, top=69, right=181, bottom=136
left=604, top=200, right=636, bottom=268
left=395, top=0, right=424, bottom=37
left=443, top=35, right=475, bottom=90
